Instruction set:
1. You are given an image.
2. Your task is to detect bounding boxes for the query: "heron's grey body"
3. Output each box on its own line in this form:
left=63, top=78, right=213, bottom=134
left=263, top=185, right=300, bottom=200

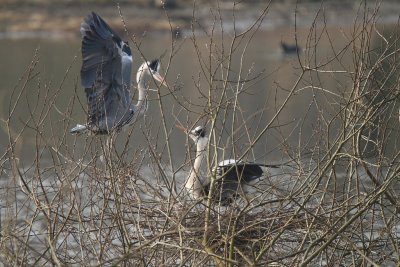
left=204, top=160, right=272, bottom=202
left=71, top=12, right=165, bottom=135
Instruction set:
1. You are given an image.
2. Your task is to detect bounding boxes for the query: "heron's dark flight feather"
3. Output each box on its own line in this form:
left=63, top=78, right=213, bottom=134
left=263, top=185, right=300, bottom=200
left=79, top=12, right=133, bottom=134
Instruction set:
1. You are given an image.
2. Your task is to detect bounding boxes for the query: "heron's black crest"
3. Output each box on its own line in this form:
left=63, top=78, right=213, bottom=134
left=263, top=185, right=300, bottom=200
left=122, top=42, right=131, bottom=56
left=111, top=36, right=131, bottom=56
left=193, top=126, right=206, bottom=137
left=149, top=59, right=159, bottom=72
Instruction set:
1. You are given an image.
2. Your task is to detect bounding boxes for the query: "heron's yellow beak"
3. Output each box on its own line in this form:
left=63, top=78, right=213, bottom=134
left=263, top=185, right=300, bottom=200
left=175, top=124, right=189, bottom=133
left=153, top=72, right=168, bottom=88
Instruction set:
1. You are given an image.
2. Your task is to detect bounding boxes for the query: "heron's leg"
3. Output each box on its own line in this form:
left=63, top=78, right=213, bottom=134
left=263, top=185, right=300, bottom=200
left=105, top=133, right=131, bottom=247
left=105, top=133, right=117, bottom=164
left=99, top=133, right=116, bottom=167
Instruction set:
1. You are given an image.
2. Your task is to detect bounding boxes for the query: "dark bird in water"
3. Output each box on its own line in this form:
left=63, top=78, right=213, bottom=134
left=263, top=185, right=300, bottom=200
left=177, top=125, right=280, bottom=204
left=71, top=12, right=167, bottom=135
left=280, top=41, right=302, bottom=55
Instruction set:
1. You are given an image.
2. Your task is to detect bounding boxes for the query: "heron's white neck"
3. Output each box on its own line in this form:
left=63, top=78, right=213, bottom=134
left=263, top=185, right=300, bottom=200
left=186, top=137, right=208, bottom=198
left=136, top=69, right=150, bottom=115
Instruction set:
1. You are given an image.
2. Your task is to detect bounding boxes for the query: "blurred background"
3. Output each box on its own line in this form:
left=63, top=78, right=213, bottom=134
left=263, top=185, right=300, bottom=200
left=1, top=0, right=400, bottom=164
left=1, top=0, right=399, bottom=38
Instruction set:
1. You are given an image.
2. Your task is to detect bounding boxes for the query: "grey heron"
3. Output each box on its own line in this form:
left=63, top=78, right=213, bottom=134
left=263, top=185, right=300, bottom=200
left=177, top=125, right=280, bottom=204
left=70, top=12, right=167, bottom=135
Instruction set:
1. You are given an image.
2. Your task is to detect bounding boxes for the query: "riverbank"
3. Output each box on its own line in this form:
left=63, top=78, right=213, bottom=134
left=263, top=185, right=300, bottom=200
left=0, top=1, right=399, bottom=39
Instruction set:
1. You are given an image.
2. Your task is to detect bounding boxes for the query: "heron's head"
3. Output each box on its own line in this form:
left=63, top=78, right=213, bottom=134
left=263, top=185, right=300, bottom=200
left=112, top=34, right=132, bottom=57
left=189, top=126, right=207, bottom=141
left=137, top=59, right=168, bottom=87
left=176, top=125, right=208, bottom=148
left=121, top=41, right=132, bottom=57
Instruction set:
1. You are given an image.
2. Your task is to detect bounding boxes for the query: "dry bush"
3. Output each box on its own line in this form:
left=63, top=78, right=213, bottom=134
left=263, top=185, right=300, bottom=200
left=0, top=1, right=399, bottom=266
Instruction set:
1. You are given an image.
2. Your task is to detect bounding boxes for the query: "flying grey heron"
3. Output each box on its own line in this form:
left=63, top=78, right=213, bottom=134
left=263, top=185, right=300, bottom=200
left=177, top=125, right=280, bottom=204
left=70, top=12, right=167, bottom=135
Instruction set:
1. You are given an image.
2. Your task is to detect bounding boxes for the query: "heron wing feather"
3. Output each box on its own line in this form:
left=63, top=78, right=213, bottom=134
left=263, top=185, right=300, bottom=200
left=80, top=12, right=133, bottom=132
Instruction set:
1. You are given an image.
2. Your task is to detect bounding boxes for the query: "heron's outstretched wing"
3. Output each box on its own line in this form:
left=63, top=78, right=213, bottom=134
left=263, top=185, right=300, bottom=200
left=80, top=12, right=133, bottom=132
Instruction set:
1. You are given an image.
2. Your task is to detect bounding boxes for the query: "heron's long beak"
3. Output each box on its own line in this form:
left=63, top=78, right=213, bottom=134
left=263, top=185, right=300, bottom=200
left=175, top=124, right=189, bottom=134
left=153, top=72, right=168, bottom=87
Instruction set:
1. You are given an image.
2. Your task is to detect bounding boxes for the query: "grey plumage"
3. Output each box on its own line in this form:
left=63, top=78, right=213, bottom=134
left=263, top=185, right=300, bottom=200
left=71, top=12, right=167, bottom=135
left=205, top=160, right=278, bottom=204
left=177, top=125, right=280, bottom=205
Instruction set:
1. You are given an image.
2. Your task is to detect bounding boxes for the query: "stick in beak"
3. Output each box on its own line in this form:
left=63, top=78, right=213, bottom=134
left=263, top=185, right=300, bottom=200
left=153, top=72, right=168, bottom=87
left=175, top=124, right=189, bottom=133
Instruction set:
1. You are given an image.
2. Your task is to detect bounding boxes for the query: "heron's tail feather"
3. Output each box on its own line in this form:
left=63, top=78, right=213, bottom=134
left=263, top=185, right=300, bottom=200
left=70, top=124, right=88, bottom=135
left=258, top=160, right=296, bottom=169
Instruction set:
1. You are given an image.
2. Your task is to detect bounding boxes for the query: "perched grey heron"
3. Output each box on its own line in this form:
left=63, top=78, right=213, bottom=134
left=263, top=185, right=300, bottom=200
left=177, top=125, right=280, bottom=204
left=70, top=12, right=167, bottom=135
